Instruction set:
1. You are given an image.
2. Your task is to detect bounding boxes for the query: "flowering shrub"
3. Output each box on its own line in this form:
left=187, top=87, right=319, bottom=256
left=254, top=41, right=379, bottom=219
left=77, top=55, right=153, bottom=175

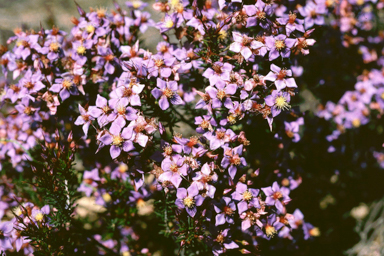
left=0, top=0, right=383, bottom=255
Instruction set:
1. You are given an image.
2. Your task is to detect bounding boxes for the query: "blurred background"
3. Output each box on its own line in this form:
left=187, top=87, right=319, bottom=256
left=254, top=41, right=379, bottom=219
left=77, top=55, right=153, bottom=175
left=0, top=0, right=161, bottom=52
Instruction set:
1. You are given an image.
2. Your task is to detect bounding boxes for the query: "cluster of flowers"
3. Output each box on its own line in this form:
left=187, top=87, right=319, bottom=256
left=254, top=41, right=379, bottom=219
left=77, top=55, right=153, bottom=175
left=0, top=203, right=50, bottom=254
left=0, top=0, right=327, bottom=254
left=316, top=0, right=384, bottom=155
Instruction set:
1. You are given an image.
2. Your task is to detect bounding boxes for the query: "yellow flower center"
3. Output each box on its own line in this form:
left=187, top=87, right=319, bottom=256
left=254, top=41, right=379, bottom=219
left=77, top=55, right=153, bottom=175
left=309, top=227, right=320, bottom=236
left=175, top=3, right=184, bottom=13
left=257, top=11, right=266, bottom=20
left=163, top=145, right=173, bottom=156
left=265, top=225, right=277, bottom=237
left=242, top=190, right=253, bottom=202
left=169, top=0, right=180, bottom=7
left=154, top=59, right=164, bottom=67
left=216, top=131, right=225, bottom=140
left=352, top=118, right=361, bottom=128
left=165, top=20, right=174, bottom=29
left=96, top=7, right=107, bottom=18
left=217, top=90, right=226, bottom=100
left=102, top=105, right=112, bottom=114
left=183, top=196, right=195, bottom=208
left=216, top=233, right=225, bottom=243
left=86, top=25, right=95, bottom=33
left=35, top=212, right=44, bottom=222
left=275, top=40, right=285, bottom=51
left=49, top=42, right=60, bottom=52
left=275, top=96, right=290, bottom=110
left=200, top=120, right=210, bottom=129
left=288, top=13, right=297, bottom=24
left=227, top=115, right=237, bottom=124
left=102, top=193, right=112, bottom=203
left=24, top=106, right=32, bottom=115
left=132, top=1, right=142, bottom=8
left=112, top=135, right=124, bottom=146
left=15, top=207, right=23, bottom=216
left=136, top=198, right=146, bottom=208
left=170, top=163, right=179, bottom=173
left=273, top=191, right=283, bottom=200
left=77, top=45, right=86, bottom=55
left=381, top=92, right=384, bottom=100
left=163, top=88, right=174, bottom=98
left=218, top=30, right=227, bottom=40
left=281, top=178, right=290, bottom=187
left=62, top=79, right=72, bottom=89
left=117, top=104, right=126, bottom=115
left=119, top=163, right=128, bottom=173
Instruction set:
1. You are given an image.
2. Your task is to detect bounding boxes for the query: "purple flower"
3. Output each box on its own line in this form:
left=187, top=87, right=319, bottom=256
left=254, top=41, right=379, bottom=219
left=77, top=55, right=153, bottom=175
left=277, top=13, right=305, bottom=36
left=192, top=163, right=217, bottom=199
left=229, top=32, right=264, bottom=60
left=284, top=117, right=304, bottom=142
left=232, top=182, right=259, bottom=214
left=151, top=78, right=184, bottom=110
left=211, top=228, right=239, bottom=255
left=298, top=1, right=326, bottom=29
left=15, top=97, right=41, bottom=122
left=19, top=69, right=45, bottom=99
left=262, top=182, right=291, bottom=213
left=173, top=136, right=201, bottom=155
left=78, top=168, right=100, bottom=197
left=240, top=207, right=267, bottom=230
left=112, top=80, right=145, bottom=107
left=134, top=11, right=155, bottom=33
left=123, top=116, right=156, bottom=148
left=244, top=0, right=273, bottom=29
left=0, top=221, right=13, bottom=250
left=39, top=38, right=63, bottom=61
left=214, top=197, right=236, bottom=226
left=265, top=34, right=296, bottom=61
left=265, top=64, right=297, bottom=91
left=111, top=164, right=130, bottom=181
left=98, top=125, right=136, bottom=159
left=289, top=209, right=305, bottom=229
left=157, top=13, right=178, bottom=33
left=107, top=98, right=138, bottom=128
left=5, top=83, right=23, bottom=103
left=147, top=54, right=176, bottom=78
left=31, top=205, right=50, bottom=223
left=71, top=40, right=93, bottom=66
left=203, top=62, right=233, bottom=86
left=75, top=104, right=101, bottom=136
left=265, top=90, right=291, bottom=117
left=264, top=214, right=284, bottom=238
left=205, top=83, right=237, bottom=110
left=95, top=46, right=116, bottom=75
left=221, top=145, right=247, bottom=179
left=13, top=34, right=40, bottom=60
left=195, top=115, right=217, bottom=133
left=175, top=183, right=204, bottom=217
left=355, top=80, right=376, bottom=104
left=204, top=128, right=237, bottom=150
left=158, top=154, right=187, bottom=188
left=296, top=37, right=316, bottom=55
left=50, top=77, right=79, bottom=101
left=120, top=41, right=144, bottom=59
left=93, top=95, right=114, bottom=127
left=303, top=222, right=320, bottom=240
